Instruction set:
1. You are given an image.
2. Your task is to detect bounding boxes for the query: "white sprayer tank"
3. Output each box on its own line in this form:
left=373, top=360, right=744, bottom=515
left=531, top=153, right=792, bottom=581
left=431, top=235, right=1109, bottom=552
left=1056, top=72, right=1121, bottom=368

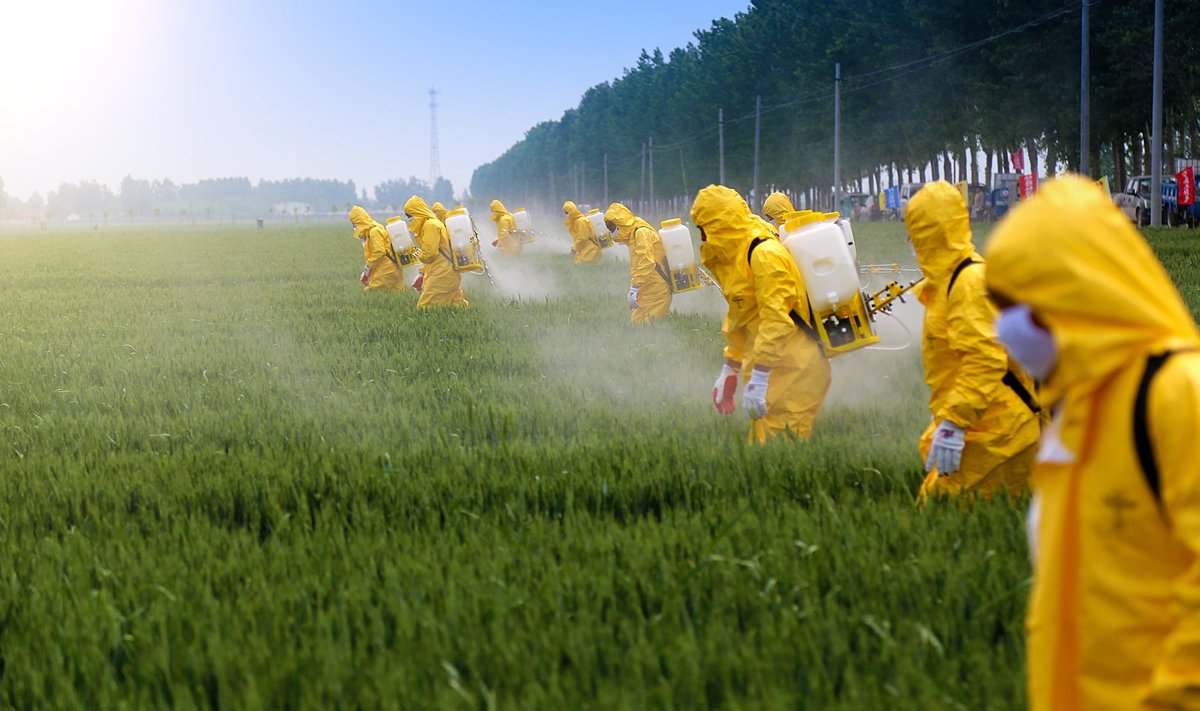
left=658, top=218, right=702, bottom=293
left=587, top=209, right=612, bottom=248
left=385, top=216, right=419, bottom=268
left=823, top=212, right=858, bottom=263
left=780, top=213, right=860, bottom=312
left=445, top=210, right=483, bottom=272
left=513, top=208, right=533, bottom=232
left=513, top=208, right=536, bottom=243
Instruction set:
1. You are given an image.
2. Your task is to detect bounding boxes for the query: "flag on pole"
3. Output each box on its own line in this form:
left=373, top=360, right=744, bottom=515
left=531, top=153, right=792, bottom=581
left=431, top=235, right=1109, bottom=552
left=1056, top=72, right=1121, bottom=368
left=1011, top=149, right=1025, bottom=172
left=884, top=186, right=900, bottom=209
left=1018, top=174, right=1038, bottom=199
left=1176, top=167, right=1195, bottom=206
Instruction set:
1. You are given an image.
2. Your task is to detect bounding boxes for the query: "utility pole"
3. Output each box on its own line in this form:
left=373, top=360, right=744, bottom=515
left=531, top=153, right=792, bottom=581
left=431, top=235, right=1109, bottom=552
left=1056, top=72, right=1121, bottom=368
left=753, top=95, right=762, bottom=213
left=640, top=142, right=646, bottom=206
left=834, top=63, right=842, bottom=215
left=679, top=147, right=689, bottom=198
left=649, top=136, right=655, bottom=209
left=718, top=108, right=725, bottom=185
left=1080, top=0, right=1090, bottom=175
left=603, top=153, right=609, bottom=207
left=1151, top=0, right=1163, bottom=226
left=428, top=88, right=440, bottom=189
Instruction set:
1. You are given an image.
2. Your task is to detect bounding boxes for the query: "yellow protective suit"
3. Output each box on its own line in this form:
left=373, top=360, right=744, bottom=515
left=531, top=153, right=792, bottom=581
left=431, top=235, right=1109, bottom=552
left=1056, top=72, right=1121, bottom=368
left=489, top=200, right=521, bottom=257
left=763, top=192, right=795, bottom=226
left=349, top=206, right=405, bottom=292
left=605, top=203, right=672, bottom=323
left=693, top=185, right=831, bottom=442
left=986, top=175, right=1200, bottom=711
left=563, top=201, right=601, bottom=264
left=406, top=195, right=468, bottom=309
left=907, top=181, right=1040, bottom=499
left=432, top=201, right=448, bottom=222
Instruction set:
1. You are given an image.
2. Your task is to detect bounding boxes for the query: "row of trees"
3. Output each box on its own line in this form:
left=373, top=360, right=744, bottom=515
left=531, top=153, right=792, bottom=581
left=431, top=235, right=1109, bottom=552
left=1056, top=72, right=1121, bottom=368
left=470, top=0, right=1200, bottom=211
left=0, top=175, right=455, bottom=222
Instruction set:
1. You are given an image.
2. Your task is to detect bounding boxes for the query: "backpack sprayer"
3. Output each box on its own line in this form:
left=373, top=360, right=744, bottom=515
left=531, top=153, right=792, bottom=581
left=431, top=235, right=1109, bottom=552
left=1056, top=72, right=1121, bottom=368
left=445, top=208, right=497, bottom=287
left=654, top=218, right=724, bottom=295
left=587, top=208, right=615, bottom=249
left=777, top=212, right=921, bottom=356
left=512, top=208, right=538, bottom=245
left=385, top=216, right=421, bottom=269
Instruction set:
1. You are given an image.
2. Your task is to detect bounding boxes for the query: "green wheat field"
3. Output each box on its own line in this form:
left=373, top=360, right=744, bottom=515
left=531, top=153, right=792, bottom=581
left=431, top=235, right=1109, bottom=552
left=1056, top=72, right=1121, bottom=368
left=1, top=220, right=1195, bottom=709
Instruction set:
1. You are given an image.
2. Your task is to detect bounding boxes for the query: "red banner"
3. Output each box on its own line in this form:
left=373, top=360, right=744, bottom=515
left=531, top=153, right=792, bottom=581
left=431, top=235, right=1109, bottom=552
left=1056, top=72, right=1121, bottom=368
left=1011, top=149, right=1025, bottom=172
left=1019, top=174, right=1038, bottom=199
left=1177, top=167, right=1195, bottom=206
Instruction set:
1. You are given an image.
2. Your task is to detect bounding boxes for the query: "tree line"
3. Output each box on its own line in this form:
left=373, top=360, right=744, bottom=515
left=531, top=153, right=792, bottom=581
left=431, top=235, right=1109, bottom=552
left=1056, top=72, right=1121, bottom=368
left=470, top=0, right=1200, bottom=211
left=0, top=175, right=455, bottom=223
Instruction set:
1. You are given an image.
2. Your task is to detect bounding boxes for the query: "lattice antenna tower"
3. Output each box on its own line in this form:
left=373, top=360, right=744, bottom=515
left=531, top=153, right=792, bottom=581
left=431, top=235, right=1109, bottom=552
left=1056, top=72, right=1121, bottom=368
left=428, top=88, right=440, bottom=189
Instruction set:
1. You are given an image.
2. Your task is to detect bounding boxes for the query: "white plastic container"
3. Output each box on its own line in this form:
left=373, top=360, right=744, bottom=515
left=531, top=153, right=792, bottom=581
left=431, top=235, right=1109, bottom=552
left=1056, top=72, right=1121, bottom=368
left=780, top=213, right=860, bottom=312
left=821, top=211, right=858, bottom=263
left=588, top=209, right=612, bottom=248
left=658, top=218, right=702, bottom=293
left=836, top=218, right=857, bottom=262
left=445, top=210, right=483, bottom=272
left=511, top=208, right=535, bottom=244
left=385, top=216, right=420, bottom=268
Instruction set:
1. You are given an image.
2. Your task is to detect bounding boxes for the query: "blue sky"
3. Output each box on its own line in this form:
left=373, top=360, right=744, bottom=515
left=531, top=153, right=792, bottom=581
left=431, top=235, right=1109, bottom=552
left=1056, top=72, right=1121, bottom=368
left=0, top=0, right=750, bottom=200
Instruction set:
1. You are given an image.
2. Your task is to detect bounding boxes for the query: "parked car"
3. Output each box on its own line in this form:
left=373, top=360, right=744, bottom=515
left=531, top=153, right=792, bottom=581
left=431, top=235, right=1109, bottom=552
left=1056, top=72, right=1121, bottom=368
left=1114, top=176, right=1177, bottom=226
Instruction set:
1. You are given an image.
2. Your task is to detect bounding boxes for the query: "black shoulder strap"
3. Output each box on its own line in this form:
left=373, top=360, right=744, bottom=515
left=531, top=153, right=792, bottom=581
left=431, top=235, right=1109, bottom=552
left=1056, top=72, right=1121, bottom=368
left=746, top=237, right=823, bottom=350
left=946, top=258, right=979, bottom=297
left=1134, top=352, right=1174, bottom=506
left=747, top=237, right=767, bottom=265
left=1001, top=370, right=1041, bottom=414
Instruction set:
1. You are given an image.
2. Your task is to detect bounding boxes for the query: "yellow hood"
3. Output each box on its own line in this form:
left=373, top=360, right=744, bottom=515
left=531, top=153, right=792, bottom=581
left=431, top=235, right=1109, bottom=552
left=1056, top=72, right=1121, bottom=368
left=348, top=205, right=377, bottom=239
left=906, top=180, right=977, bottom=283
left=489, top=199, right=510, bottom=223
left=404, top=195, right=436, bottom=235
left=763, top=192, right=795, bottom=225
left=562, top=200, right=582, bottom=227
left=432, top=201, right=448, bottom=221
left=691, top=184, right=771, bottom=274
left=986, top=175, right=1200, bottom=406
left=604, top=203, right=651, bottom=245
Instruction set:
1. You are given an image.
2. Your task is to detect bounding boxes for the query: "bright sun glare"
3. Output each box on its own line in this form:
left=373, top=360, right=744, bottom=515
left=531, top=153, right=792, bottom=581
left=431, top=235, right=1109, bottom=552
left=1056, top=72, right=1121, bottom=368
left=0, top=1, right=131, bottom=100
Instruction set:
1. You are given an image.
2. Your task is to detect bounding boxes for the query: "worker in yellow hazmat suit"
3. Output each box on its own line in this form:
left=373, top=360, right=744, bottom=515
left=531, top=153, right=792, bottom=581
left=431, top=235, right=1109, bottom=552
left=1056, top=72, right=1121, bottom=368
left=986, top=175, right=1200, bottom=711
left=906, top=180, right=1040, bottom=499
left=692, top=185, right=831, bottom=442
left=604, top=203, right=672, bottom=323
left=489, top=200, right=521, bottom=257
left=763, top=192, right=795, bottom=226
left=413, top=202, right=450, bottom=291
left=563, top=201, right=601, bottom=264
left=348, top=205, right=405, bottom=292
left=405, top=195, right=468, bottom=309
left=432, top=201, right=448, bottom=222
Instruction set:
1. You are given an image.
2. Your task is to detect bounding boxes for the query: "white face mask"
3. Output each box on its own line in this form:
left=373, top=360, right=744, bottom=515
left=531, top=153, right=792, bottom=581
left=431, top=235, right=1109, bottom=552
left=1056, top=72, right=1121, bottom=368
left=995, top=305, right=1057, bottom=381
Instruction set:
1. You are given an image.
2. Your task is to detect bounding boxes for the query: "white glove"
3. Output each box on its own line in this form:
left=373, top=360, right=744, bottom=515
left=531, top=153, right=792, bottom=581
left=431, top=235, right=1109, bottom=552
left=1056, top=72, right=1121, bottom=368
left=742, top=367, right=769, bottom=419
left=925, top=420, right=966, bottom=475
left=360, top=264, right=371, bottom=285
left=627, top=286, right=640, bottom=310
left=712, top=362, right=740, bottom=414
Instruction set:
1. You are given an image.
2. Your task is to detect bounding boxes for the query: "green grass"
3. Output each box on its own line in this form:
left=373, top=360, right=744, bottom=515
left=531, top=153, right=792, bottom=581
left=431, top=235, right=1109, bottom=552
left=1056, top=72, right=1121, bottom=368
left=5, top=218, right=1178, bottom=709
